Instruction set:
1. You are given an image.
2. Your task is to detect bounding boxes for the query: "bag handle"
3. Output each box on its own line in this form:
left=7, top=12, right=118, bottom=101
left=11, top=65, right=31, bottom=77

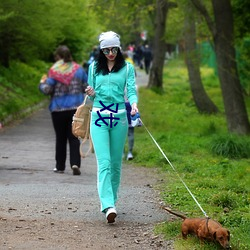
left=79, top=136, right=94, bottom=158
left=83, top=94, right=88, bottom=105
left=79, top=99, right=94, bottom=158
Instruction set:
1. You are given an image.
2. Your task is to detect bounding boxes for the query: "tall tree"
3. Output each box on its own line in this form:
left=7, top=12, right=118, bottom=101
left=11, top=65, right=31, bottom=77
left=191, top=0, right=250, bottom=134
left=184, top=1, right=218, bottom=114
left=148, top=0, right=176, bottom=89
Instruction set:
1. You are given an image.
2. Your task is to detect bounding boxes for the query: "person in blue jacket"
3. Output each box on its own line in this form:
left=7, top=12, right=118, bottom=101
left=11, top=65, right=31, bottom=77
left=39, top=45, right=88, bottom=176
left=86, top=31, right=138, bottom=223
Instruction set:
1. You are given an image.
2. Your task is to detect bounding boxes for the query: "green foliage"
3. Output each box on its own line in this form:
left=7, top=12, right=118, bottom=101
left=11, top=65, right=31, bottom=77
left=210, top=135, right=250, bottom=159
left=165, top=0, right=213, bottom=45
left=129, top=58, right=250, bottom=249
left=232, top=0, right=250, bottom=39
left=165, top=2, right=184, bottom=44
left=236, top=37, right=250, bottom=95
left=0, top=0, right=100, bottom=66
left=92, top=0, right=156, bottom=45
left=0, top=60, right=49, bottom=122
left=154, top=221, right=181, bottom=240
left=210, top=191, right=238, bottom=209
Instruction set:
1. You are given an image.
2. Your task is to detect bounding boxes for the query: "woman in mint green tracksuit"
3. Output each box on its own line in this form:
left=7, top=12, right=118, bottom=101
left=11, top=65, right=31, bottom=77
left=86, top=31, right=138, bottom=223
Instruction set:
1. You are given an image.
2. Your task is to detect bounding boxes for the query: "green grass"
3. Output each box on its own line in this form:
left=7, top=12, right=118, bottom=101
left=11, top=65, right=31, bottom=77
left=129, top=59, right=250, bottom=250
left=0, top=60, right=50, bottom=123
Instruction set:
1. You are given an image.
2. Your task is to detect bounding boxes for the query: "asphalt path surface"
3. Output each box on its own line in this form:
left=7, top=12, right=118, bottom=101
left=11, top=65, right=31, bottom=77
left=0, top=70, right=173, bottom=249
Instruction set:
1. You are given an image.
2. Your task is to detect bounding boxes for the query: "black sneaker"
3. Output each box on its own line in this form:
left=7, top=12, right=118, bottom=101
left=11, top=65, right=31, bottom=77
left=72, top=165, right=81, bottom=175
left=53, top=168, right=64, bottom=173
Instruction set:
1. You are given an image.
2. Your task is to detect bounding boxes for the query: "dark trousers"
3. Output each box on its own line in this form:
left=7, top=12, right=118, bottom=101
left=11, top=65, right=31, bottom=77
left=127, top=127, right=134, bottom=152
left=125, top=102, right=134, bottom=153
left=144, top=59, right=151, bottom=74
left=51, top=110, right=80, bottom=171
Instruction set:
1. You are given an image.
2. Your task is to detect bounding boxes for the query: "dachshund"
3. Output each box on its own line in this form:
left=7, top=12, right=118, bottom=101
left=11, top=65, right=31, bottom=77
left=162, top=206, right=231, bottom=249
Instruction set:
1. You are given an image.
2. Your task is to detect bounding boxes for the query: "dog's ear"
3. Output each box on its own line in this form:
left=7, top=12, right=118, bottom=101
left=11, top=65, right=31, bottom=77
left=213, top=231, right=217, bottom=240
left=227, top=230, right=230, bottom=240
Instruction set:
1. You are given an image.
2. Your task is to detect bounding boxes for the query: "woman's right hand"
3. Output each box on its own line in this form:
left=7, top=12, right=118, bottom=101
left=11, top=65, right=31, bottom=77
left=85, top=86, right=95, bottom=97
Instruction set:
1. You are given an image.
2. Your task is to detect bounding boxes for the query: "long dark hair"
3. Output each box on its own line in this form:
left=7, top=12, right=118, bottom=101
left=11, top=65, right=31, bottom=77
left=95, top=48, right=126, bottom=75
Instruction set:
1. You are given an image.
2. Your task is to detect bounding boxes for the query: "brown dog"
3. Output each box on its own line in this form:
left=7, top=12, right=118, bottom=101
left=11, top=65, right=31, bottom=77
left=163, top=207, right=231, bottom=249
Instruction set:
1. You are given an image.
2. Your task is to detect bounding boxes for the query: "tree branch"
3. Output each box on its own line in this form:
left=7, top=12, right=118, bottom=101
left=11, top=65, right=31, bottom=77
left=190, top=0, right=216, bottom=37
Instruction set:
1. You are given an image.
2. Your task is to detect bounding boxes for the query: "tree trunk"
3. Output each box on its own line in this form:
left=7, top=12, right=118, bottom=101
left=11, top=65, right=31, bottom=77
left=212, top=0, right=250, bottom=134
left=148, top=0, right=169, bottom=89
left=191, top=0, right=250, bottom=134
left=184, top=4, right=218, bottom=114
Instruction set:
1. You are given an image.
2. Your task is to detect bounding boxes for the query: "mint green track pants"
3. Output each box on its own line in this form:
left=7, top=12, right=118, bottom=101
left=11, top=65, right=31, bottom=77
left=90, top=111, right=128, bottom=212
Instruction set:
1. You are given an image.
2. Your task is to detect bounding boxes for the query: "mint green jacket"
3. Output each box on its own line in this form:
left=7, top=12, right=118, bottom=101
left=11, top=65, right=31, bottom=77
left=87, top=62, right=138, bottom=110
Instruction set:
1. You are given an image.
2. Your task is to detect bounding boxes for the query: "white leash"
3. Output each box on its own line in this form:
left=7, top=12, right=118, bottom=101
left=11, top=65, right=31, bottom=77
left=139, top=118, right=209, bottom=218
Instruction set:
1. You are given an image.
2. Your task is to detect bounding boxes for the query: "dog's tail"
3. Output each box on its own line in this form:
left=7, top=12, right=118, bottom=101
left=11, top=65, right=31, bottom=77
left=162, top=206, right=187, bottom=220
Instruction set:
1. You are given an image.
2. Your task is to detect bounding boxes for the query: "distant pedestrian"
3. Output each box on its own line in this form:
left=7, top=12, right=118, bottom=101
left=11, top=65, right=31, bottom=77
left=87, top=46, right=99, bottom=69
left=143, top=44, right=152, bottom=74
left=39, top=45, right=88, bottom=175
left=123, top=52, right=137, bottom=160
left=134, top=45, right=144, bottom=69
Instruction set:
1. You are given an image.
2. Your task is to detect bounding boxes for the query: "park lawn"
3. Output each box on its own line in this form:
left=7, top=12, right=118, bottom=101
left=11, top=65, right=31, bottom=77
left=129, top=58, right=250, bottom=250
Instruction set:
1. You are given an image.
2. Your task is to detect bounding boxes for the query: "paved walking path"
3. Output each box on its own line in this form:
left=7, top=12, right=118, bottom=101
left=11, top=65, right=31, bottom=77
left=0, top=70, right=172, bottom=249
left=135, top=68, right=149, bottom=88
left=0, top=104, right=163, bottom=223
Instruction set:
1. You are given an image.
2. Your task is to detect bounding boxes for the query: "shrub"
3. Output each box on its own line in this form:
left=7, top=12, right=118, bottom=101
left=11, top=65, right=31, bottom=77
left=210, top=191, right=237, bottom=209
left=210, top=135, right=250, bottom=159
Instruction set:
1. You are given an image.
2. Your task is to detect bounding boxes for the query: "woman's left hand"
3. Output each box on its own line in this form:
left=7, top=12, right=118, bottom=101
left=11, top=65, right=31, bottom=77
left=131, top=103, right=138, bottom=116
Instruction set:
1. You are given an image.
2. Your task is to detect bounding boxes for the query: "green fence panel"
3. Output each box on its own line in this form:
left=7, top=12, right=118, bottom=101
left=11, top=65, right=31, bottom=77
left=198, top=41, right=218, bottom=75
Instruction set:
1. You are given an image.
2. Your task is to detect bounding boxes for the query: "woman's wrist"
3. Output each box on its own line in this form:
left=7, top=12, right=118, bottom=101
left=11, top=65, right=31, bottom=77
left=131, top=103, right=138, bottom=115
left=85, top=86, right=95, bottom=97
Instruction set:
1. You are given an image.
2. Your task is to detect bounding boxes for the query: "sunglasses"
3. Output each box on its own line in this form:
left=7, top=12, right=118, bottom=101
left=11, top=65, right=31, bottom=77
left=102, top=47, right=119, bottom=55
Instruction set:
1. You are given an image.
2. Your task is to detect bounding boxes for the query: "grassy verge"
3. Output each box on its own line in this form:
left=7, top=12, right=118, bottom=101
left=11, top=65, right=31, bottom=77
left=0, top=60, right=50, bottom=125
left=129, top=59, right=250, bottom=250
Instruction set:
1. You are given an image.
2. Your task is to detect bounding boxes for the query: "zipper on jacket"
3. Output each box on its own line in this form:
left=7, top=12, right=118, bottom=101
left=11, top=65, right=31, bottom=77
left=108, top=72, right=112, bottom=102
